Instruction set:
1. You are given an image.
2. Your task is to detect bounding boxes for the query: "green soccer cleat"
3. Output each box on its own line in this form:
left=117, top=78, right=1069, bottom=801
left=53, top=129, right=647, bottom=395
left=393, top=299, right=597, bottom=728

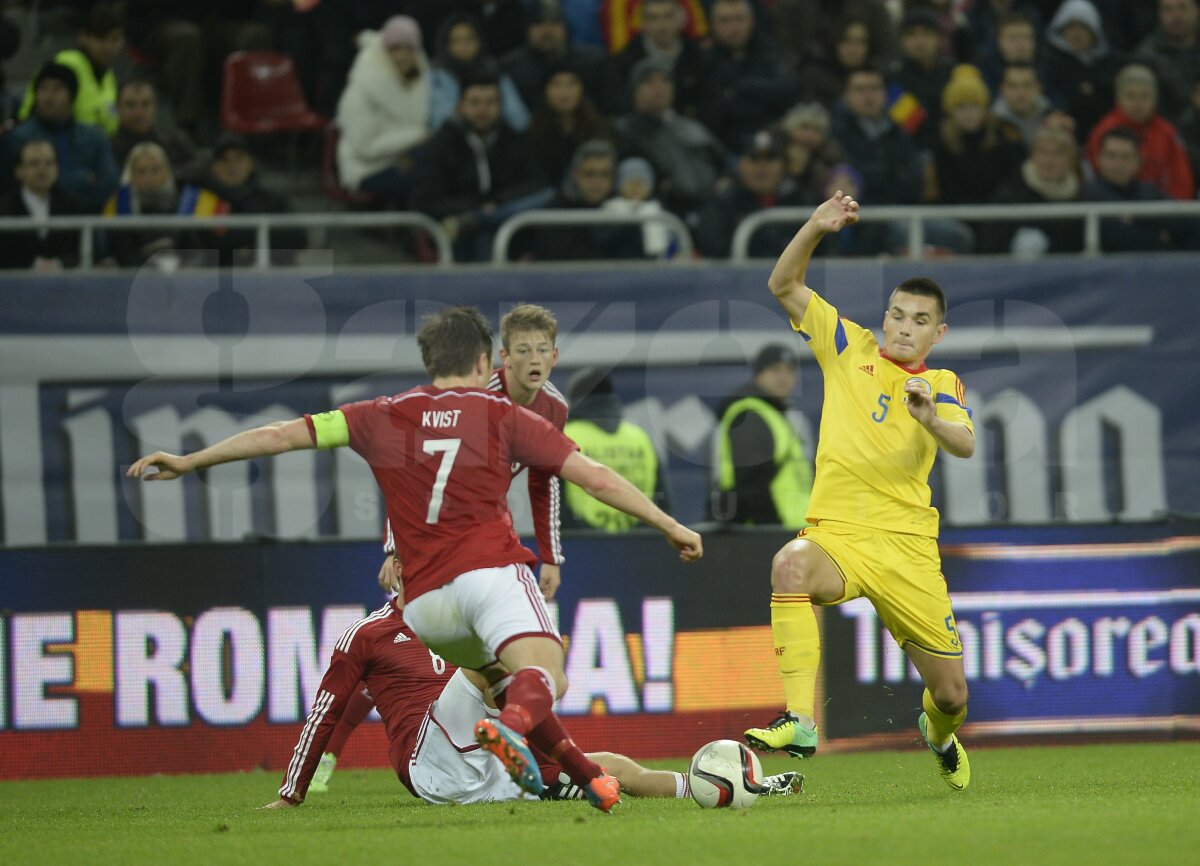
left=918, top=712, right=971, bottom=791
left=308, top=752, right=337, bottom=794
left=744, top=712, right=819, bottom=758
left=760, top=771, right=805, bottom=796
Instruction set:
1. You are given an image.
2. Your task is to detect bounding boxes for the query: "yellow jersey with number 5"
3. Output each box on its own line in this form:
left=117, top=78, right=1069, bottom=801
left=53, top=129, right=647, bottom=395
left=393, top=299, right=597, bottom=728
left=793, top=291, right=972, bottom=537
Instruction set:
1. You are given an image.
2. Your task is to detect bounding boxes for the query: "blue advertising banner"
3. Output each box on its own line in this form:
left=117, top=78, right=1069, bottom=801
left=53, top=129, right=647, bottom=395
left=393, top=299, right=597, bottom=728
left=1, top=257, right=1198, bottom=544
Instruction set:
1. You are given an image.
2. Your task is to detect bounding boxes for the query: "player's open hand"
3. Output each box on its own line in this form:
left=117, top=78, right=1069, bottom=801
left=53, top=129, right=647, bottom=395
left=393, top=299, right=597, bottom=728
left=378, top=555, right=403, bottom=595
left=810, top=190, right=860, bottom=234
left=538, top=563, right=561, bottom=601
left=259, top=798, right=297, bottom=809
left=666, top=524, right=703, bottom=562
left=127, top=451, right=192, bottom=481
left=904, top=383, right=936, bottom=425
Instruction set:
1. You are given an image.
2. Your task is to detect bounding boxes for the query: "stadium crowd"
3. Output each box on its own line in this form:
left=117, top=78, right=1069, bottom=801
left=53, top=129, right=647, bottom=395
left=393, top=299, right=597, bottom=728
left=0, top=0, right=1198, bottom=265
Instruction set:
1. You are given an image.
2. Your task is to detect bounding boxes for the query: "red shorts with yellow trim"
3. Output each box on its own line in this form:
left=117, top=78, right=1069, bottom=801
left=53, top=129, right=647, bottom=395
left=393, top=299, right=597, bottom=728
left=799, top=520, right=962, bottom=658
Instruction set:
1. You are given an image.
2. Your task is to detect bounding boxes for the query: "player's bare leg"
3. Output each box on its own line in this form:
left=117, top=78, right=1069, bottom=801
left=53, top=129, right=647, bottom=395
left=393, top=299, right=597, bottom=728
left=907, top=645, right=971, bottom=790
left=476, top=636, right=619, bottom=811
left=746, top=538, right=844, bottom=758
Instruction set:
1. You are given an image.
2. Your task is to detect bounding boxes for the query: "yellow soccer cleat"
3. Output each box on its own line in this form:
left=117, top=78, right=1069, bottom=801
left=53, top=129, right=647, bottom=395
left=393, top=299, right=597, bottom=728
left=918, top=712, right=971, bottom=790
left=744, top=712, right=819, bottom=758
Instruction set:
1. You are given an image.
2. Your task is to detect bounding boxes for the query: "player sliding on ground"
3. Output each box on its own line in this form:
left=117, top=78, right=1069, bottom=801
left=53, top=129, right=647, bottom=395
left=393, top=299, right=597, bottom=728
left=128, top=306, right=703, bottom=813
left=312, top=303, right=571, bottom=793
left=743, top=192, right=977, bottom=790
left=262, top=602, right=802, bottom=807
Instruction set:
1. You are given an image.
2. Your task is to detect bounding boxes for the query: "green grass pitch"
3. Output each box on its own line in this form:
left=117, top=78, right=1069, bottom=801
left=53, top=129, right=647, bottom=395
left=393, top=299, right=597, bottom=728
left=1, top=743, right=1197, bottom=866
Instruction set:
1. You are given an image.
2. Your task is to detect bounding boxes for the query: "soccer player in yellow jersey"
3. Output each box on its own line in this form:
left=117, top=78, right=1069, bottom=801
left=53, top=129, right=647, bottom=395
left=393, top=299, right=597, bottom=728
left=743, top=192, right=976, bottom=790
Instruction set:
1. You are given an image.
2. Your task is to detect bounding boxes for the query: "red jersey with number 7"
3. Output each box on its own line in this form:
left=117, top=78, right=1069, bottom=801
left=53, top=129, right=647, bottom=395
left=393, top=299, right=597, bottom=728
left=310, top=386, right=578, bottom=602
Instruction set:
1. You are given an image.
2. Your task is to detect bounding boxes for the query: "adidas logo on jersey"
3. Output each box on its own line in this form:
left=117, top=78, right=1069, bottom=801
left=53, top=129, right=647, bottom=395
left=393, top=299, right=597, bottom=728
left=859, top=364, right=875, bottom=376
left=394, top=631, right=410, bottom=643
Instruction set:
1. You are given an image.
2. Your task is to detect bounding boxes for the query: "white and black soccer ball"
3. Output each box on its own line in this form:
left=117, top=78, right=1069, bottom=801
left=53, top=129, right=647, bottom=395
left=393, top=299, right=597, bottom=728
left=687, top=739, right=764, bottom=809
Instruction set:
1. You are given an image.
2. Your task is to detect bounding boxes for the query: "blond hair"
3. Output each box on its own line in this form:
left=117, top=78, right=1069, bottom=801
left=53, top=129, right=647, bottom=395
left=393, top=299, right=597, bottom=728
left=500, top=304, right=558, bottom=348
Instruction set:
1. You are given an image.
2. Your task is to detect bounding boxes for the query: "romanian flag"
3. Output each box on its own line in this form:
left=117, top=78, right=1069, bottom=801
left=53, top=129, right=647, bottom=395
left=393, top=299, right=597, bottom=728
left=103, top=184, right=230, bottom=232
left=887, top=86, right=928, bottom=136
left=602, top=0, right=709, bottom=54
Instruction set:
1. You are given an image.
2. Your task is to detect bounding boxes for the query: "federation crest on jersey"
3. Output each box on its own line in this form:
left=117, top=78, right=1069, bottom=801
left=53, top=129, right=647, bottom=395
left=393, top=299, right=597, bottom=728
left=905, top=377, right=932, bottom=396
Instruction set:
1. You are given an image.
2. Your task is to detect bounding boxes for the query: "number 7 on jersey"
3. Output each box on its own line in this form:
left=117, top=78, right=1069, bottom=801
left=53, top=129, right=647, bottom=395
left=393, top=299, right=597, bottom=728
left=422, top=438, right=461, bottom=523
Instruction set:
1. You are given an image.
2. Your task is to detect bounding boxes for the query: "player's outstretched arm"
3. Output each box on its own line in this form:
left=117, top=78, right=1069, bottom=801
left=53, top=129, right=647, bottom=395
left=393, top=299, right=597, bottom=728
left=559, top=452, right=703, bottom=562
left=767, top=191, right=859, bottom=324
left=126, top=418, right=315, bottom=480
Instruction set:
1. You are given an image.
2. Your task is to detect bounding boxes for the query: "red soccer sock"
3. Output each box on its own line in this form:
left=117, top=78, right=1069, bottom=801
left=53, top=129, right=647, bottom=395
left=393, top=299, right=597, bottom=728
left=497, top=667, right=554, bottom=735
left=326, top=686, right=375, bottom=757
left=527, top=713, right=602, bottom=786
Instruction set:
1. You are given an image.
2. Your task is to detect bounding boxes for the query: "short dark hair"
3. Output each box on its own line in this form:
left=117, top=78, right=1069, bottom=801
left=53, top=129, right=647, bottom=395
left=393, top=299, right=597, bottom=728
left=996, top=11, right=1035, bottom=34
left=418, top=306, right=493, bottom=378
left=459, top=60, right=501, bottom=97
left=118, top=78, right=156, bottom=98
left=1001, top=62, right=1039, bottom=81
left=18, top=138, right=56, bottom=164
left=1099, top=127, right=1141, bottom=152
left=845, top=64, right=885, bottom=87
left=81, top=3, right=124, bottom=37
left=891, top=277, right=947, bottom=321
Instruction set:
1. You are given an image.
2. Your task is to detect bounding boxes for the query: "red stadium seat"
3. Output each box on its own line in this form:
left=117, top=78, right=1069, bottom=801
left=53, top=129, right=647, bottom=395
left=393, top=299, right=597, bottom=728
left=221, top=51, right=324, bottom=135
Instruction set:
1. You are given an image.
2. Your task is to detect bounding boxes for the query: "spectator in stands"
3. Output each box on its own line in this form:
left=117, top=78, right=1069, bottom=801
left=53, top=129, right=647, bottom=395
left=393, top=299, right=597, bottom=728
left=984, top=125, right=1084, bottom=255
left=1087, top=63, right=1196, bottom=200
left=430, top=14, right=530, bottom=132
left=600, top=0, right=709, bottom=55
left=600, top=157, right=676, bottom=258
left=613, top=58, right=725, bottom=218
left=992, top=63, right=1054, bottom=149
left=710, top=343, right=812, bottom=526
left=112, top=81, right=208, bottom=186
left=528, top=63, right=612, bottom=189
left=975, top=11, right=1043, bottom=91
left=102, top=142, right=227, bottom=268
left=1083, top=127, right=1191, bottom=251
left=412, top=71, right=552, bottom=262
left=336, top=16, right=431, bottom=204
left=0, top=140, right=84, bottom=271
left=888, top=8, right=956, bottom=151
left=1135, top=0, right=1200, bottom=119
left=18, top=4, right=124, bottom=136
left=698, top=0, right=798, bottom=152
left=772, top=0, right=896, bottom=87
left=602, top=0, right=706, bottom=118
left=779, top=102, right=844, bottom=203
left=5, top=63, right=119, bottom=213
left=962, top=0, right=1042, bottom=67
left=1043, top=0, right=1120, bottom=142
left=1176, top=79, right=1200, bottom=177
left=203, top=133, right=307, bottom=266
left=563, top=367, right=670, bottom=532
left=124, top=1, right=273, bottom=140
left=529, top=139, right=644, bottom=260
left=797, top=17, right=887, bottom=108
left=929, top=65, right=1026, bottom=206
left=444, top=0, right=529, bottom=58
left=501, top=0, right=604, bottom=112
left=695, top=129, right=811, bottom=259
left=830, top=65, right=923, bottom=253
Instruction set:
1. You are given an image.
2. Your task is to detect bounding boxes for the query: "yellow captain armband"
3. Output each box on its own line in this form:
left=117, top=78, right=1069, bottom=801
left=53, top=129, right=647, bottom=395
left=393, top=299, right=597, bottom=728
left=310, top=410, right=350, bottom=449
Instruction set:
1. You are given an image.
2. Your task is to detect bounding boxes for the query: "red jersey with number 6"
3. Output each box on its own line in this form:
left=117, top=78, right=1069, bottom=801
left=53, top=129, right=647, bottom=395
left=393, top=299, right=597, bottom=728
left=334, top=386, right=578, bottom=602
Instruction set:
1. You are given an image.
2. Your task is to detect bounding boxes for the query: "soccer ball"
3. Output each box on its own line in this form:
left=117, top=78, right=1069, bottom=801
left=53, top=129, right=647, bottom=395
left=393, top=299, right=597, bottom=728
left=687, top=739, right=764, bottom=809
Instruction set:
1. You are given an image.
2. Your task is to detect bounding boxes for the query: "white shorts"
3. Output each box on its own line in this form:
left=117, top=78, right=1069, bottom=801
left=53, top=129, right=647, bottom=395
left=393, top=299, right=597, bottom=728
left=402, top=563, right=559, bottom=670
left=408, top=669, right=533, bottom=804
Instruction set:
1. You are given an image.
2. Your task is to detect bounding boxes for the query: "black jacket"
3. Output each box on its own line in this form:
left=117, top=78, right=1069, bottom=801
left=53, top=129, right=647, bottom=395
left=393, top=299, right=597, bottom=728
left=710, top=383, right=792, bottom=525
left=412, top=116, right=546, bottom=219
left=0, top=187, right=84, bottom=269
left=697, top=38, right=799, bottom=152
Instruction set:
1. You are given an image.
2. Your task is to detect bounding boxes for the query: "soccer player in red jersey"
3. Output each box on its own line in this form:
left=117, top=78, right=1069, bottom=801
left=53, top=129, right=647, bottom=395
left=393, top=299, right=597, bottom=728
left=314, top=303, right=571, bottom=793
left=128, top=306, right=703, bottom=812
left=263, top=602, right=803, bottom=807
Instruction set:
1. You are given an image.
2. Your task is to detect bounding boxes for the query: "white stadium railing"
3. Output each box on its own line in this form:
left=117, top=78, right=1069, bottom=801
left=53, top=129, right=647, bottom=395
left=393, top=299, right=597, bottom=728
left=730, top=200, right=1200, bottom=262
left=0, top=211, right=454, bottom=268
left=489, top=208, right=695, bottom=265
left=0, top=201, right=1197, bottom=269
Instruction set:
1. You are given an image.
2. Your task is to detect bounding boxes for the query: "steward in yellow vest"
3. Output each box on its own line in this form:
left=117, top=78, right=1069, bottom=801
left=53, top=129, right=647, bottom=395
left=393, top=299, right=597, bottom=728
left=712, top=343, right=813, bottom=526
left=562, top=367, right=669, bottom=532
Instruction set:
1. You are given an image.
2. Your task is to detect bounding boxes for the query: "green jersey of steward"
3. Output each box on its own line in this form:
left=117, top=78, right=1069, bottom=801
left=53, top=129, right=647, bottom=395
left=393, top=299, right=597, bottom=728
left=794, top=291, right=973, bottom=537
